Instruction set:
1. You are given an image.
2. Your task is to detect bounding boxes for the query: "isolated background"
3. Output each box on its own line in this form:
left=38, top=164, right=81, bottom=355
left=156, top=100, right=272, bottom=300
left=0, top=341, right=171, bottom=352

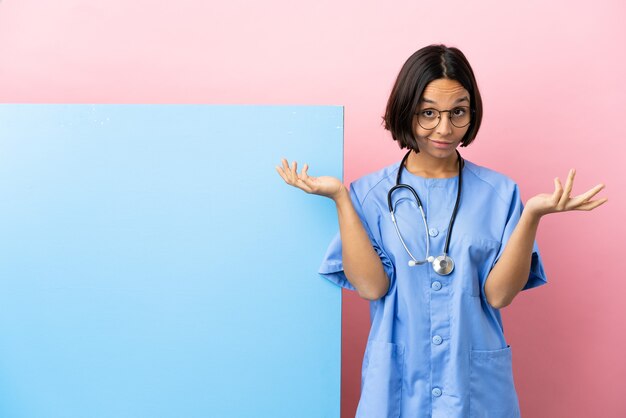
left=1, top=1, right=624, bottom=417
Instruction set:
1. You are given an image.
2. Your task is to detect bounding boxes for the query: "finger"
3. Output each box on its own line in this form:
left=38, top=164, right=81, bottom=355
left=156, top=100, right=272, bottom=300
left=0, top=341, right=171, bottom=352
left=575, top=197, right=608, bottom=211
left=275, top=166, right=288, bottom=182
left=292, top=161, right=316, bottom=192
left=278, top=161, right=313, bottom=193
left=295, top=167, right=314, bottom=193
left=299, top=165, right=316, bottom=193
left=288, top=160, right=299, bottom=183
left=282, top=159, right=301, bottom=186
left=291, top=161, right=298, bottom=179
left=277, top=164, right=301, bottom=188
left=569, top=183, right=606, bottom=207
left=552, top=177, right=563, bottom=202
left=281, top=159, right=293, bottom=182
left=558, top=169, right=575, bottom=209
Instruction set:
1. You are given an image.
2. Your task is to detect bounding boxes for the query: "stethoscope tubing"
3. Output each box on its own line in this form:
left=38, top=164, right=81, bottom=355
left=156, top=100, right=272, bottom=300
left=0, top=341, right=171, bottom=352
left=388, top=150, right=463, bottom=272
left=389, top=197, right=430, bottom=265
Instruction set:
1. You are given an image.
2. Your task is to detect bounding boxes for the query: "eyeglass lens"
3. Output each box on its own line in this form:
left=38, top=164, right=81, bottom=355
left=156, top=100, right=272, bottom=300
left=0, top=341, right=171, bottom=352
left=417, top=107, right=471, bottom=130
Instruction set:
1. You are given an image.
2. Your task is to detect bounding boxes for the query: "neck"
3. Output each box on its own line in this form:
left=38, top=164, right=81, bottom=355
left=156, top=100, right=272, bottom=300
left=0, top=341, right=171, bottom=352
left=405, top=150, right=459, bottom=178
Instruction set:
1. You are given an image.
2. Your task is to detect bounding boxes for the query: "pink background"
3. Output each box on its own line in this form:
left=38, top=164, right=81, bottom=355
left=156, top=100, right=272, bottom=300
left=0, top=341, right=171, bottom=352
left=1, top=1, right=624, bottom=417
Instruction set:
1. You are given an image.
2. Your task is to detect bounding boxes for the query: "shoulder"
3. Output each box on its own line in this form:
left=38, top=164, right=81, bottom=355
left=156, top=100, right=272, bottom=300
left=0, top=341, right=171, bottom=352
left=463, top=159, right=519, bottom=204
left=348, top=158, right=521, bottom=206
left=349, top=161, right=400, bottom=206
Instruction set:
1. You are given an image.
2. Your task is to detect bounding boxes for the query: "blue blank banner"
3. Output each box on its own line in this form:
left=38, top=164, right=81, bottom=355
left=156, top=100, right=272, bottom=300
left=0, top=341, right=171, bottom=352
left=0, top=105, right=342, bottom=418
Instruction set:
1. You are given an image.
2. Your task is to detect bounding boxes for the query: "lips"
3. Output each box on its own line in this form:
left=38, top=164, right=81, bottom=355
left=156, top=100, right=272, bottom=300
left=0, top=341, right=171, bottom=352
left=428, top=138, right=453, bottom=147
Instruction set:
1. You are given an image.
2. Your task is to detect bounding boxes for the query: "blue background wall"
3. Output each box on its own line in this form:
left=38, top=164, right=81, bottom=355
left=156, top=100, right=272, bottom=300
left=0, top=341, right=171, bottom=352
left=0, top=105, right=342, bottom=418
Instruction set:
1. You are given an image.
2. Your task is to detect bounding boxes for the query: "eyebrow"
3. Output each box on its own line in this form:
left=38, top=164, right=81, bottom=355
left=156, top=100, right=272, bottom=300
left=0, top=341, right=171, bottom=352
left=421, top=96, right=470, bottom=105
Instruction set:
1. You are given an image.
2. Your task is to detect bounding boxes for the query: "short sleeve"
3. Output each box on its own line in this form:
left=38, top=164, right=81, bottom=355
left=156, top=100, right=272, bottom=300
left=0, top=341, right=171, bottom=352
left=317, top=183, right=395, bottom=294
left=492, top=184, right=548, bottom=291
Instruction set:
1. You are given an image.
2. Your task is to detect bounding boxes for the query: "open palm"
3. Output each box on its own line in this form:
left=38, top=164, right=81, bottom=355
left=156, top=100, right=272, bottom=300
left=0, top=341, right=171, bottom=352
left=525, top=169, right=607, bottom=217
left=276, top=158, right=345, bottom=200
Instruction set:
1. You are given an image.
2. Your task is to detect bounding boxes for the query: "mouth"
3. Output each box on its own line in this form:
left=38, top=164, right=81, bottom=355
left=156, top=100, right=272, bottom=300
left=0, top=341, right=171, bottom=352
left=429, top=139, right=454, bottom=145
left=428, top=138, right=454, bottom=148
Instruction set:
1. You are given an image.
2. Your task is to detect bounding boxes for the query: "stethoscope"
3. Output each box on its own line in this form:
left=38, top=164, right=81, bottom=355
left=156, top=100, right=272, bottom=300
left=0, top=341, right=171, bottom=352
left=387, top=150, right=463, bottom=276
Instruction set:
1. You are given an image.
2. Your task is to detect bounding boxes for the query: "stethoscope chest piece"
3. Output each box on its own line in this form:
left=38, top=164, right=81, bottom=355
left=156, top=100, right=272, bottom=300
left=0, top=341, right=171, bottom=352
left=432, top=255, right=454, bottom=275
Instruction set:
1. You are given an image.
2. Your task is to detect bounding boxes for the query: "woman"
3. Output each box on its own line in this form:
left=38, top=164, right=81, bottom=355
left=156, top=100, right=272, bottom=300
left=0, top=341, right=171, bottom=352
left=276, top=44, right=606, bottom=417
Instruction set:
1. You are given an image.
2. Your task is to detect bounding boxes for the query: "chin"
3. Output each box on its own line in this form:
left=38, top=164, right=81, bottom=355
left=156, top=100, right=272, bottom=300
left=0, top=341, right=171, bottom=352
left=431, top=151, right=456, bottom=159
left=427, top=145, right=458, bottom=156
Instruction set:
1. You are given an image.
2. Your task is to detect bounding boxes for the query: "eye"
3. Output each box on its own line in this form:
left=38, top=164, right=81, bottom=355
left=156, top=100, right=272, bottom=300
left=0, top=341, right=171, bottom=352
left=452, top=107, right=467, bottom=117
left=420, top=109, right=437, bottom=118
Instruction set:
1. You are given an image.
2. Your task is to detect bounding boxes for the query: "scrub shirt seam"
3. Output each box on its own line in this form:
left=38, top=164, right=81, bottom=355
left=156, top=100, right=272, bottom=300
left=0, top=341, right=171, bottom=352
left=464, top=164, right=512, bottom=206
left=358, top=166, right=399, bottom=206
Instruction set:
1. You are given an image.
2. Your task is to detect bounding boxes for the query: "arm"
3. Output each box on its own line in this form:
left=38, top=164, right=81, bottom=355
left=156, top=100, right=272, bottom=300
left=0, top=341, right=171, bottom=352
left=333, top=188, right=390, bottom=300
left=276, top=159, right=389, bottom=300
left=484, top=169, right=607, bottom=309
left=483, top=210, right=540, bottom=309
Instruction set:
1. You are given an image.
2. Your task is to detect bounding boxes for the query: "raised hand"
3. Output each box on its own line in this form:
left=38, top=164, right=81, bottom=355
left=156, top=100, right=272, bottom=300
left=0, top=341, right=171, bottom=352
left=276, top=158, right=345, bottom=201
left=525, top=169, right=608, bottom=218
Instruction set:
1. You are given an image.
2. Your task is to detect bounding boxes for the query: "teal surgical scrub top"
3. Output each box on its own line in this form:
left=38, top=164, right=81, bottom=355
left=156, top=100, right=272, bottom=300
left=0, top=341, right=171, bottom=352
left=318, top=158, right=547, bottom=418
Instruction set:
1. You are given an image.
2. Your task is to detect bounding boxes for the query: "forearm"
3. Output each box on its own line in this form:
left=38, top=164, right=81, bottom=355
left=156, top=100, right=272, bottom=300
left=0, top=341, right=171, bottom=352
left=334, top=188, right=389, bottom=300
left=484, top=209, right=541, bottom=308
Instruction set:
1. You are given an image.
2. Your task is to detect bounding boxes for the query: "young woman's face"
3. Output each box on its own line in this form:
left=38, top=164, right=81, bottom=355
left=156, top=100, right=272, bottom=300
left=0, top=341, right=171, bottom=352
left=412, top=78, right=471, bottom=159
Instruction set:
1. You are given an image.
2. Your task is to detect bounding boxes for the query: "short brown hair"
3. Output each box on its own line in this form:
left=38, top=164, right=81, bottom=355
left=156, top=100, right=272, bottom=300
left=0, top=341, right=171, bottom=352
left=383, top=44, right=483, bottom=151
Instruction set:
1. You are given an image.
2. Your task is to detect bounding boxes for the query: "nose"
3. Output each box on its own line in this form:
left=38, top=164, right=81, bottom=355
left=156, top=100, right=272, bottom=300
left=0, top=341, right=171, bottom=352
left=436, top=112, right=453, bottom=136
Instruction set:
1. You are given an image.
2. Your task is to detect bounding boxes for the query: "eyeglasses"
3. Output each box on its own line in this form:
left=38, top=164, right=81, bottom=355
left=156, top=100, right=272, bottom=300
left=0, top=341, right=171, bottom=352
left=416, top=106, right=473, bottom=130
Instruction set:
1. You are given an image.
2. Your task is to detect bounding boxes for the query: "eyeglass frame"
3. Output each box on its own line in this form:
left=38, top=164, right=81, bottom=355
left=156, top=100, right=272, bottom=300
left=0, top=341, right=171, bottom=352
left=415, top=106, right=475, bottom=130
